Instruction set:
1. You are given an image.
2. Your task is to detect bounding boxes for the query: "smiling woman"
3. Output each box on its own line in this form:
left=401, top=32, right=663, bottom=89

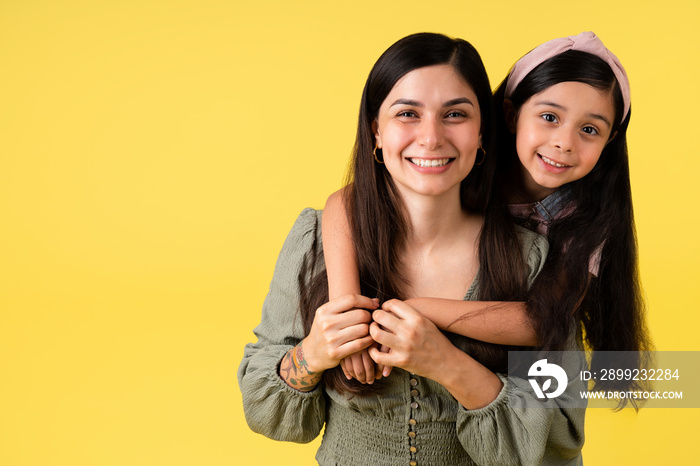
left=374, top=64, right=482, bottom=200
left=238, top=32, right=587, bottom=465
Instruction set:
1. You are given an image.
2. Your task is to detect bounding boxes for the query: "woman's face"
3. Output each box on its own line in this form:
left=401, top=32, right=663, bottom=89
left=512, top=81, right=616, bottom=199
left=374, top=64, right=481, bottom=201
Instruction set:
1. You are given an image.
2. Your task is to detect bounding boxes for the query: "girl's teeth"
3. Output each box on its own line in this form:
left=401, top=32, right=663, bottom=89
left=541, top=155, right=569, bottom=168
left=410, top=158, right=450, bottom=167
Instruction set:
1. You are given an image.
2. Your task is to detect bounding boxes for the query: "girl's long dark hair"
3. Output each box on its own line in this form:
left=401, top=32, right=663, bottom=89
left=494, top=50, right=653, bottom=403
left=299, top=33, right=532, bottom=395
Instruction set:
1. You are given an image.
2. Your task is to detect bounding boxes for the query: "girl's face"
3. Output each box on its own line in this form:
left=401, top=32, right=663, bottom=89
left=374, top=64, right=481, bottom=201
left=512, top=81, right=616, bottom=199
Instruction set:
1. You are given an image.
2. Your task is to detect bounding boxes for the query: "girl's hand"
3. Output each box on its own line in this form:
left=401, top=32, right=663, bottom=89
left=368, top=299, right=453, bottom=380
left=341, top=344, right=393, bottom=383
left=303, top=295, right=378, bottom=373
left=375, top=344, right=393, bottom=379
left=340, top=348, right=377, bottom=384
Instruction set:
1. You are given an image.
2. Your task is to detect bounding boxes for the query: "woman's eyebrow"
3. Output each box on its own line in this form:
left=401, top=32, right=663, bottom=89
left=443, top=97, right=474, bottom=107
left=390, top=98, right=422, bottom=107
left=390, top=97, right=474, bottom=108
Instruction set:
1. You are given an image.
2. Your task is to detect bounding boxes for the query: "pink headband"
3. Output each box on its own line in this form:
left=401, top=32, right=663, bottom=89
left=505, top=31, right=630, bottom=120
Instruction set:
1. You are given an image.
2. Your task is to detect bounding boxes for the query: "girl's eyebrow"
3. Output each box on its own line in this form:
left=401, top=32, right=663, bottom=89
left=535, top=100, right=612, bottom=128
left=390, top=97, right=475, bottom=108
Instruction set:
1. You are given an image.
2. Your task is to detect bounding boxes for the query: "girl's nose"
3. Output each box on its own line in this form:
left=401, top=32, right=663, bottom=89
left=552, top=127, right=575, bottom=152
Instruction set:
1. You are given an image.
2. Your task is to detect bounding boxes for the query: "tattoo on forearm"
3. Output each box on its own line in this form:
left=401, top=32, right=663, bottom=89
left=279, top=343, right=322, bottom=392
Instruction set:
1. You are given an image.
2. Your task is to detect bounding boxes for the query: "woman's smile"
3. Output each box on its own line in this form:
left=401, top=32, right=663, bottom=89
left=374, top=64, right=481, bottom=199
left=407, top=157, right=456, bottom=174
left=408, top=157, right=453, bottom=168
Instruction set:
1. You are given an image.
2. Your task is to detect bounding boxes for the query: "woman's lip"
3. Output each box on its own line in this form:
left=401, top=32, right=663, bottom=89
left=406, top=157, right=455, bottom=173
left=408, top=157, right=452, bottom=168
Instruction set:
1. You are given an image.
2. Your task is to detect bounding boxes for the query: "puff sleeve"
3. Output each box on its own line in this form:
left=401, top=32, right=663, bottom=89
left=457, top=227, right=586, bottom=465
left=237, top=208, right=327, bottom=444
left=455, top=347, right=586, bottom=465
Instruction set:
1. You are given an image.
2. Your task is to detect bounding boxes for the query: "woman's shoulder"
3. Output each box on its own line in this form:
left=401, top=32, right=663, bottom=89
left=291, top=207, right=322, bottom=234
left=513, top=224, right=549, bottom=279
left=283, top=208, right=323, bottom=244
left=513, top=223, right=548, bottom=248
left=273, top=208, right=323, bottom=271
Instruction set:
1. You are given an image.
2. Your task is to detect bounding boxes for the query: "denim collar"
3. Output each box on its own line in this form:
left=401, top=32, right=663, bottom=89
left=530, top=186, right=573, bottom=222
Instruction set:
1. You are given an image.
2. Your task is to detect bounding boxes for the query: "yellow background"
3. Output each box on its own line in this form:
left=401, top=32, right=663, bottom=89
left=1, top=1, right=698, bottom=464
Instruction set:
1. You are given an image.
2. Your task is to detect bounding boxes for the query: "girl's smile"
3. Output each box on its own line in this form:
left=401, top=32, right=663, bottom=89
left=539, top=154, right=571, bottom=169
left=511, top=81, right=615, bottom=199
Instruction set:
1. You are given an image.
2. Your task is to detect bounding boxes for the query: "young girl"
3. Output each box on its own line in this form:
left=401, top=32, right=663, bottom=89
left=240, top=33, right=585, bottom=465
left=325, top=31, right=651, bottom=396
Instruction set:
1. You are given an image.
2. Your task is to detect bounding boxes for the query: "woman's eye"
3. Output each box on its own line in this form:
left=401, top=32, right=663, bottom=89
left=445, top=111, right=466, bottom=118
left=541, top=113, right=557, bottom=123
left=582, top=126, right=599, bottom=135
left=397, top=110, right=417, bottom=118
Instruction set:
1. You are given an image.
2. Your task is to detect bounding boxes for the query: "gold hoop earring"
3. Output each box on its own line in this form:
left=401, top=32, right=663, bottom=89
left=373, top=143, right=384, bottom=164
left=475, top=146, right=486, bottom=166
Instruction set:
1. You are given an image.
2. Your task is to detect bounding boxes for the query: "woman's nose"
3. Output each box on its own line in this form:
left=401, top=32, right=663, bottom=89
left=417, top=116, right=444, bottom=150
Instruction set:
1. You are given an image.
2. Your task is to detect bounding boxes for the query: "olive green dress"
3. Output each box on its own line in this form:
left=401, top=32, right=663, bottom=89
left=239, top=209, right=586, bottom=466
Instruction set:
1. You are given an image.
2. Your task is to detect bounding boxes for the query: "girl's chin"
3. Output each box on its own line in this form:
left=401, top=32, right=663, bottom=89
left=523, top=174, right=562, bottom=198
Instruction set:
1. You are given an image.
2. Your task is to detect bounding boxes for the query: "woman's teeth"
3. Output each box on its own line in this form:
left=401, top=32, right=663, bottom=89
left=540, top=155, right=570, bottom=168
left=409, top=158, right=451, bottom=167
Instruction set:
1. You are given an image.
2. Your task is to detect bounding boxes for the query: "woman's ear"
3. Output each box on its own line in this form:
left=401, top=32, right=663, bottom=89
left=503, top=99, right=517, bottom=134
left=372, top=120, right=382, bottom=148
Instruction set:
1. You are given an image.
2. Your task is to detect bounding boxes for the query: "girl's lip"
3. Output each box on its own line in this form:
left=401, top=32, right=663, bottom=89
left=538, top=154, right=572, bottom=173
left=539, top=154, right=571, bottom=167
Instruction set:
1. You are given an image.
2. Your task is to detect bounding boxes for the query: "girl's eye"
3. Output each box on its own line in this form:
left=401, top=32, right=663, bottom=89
left=541, top=113, right=557, bottom=123
left=582, top=126, right=599, bottom=135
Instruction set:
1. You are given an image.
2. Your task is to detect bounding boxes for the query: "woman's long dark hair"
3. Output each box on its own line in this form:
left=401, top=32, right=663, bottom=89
left=494, top=50, right=653, bottom=402
left=299, top=33, right=532, bottom=395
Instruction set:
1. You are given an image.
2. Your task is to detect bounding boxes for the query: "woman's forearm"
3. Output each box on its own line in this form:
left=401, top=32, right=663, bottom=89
left=438, top=346, right=504, bottom=409
left=405, top=298, right=538, bottom=346
left=278, top=341, right=323, bottom=392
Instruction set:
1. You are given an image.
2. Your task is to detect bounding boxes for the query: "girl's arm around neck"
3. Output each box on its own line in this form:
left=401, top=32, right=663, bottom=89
left=368, top=299, right=503, bottom=409
left=323, top=189, right=538, bottom=348
left=322, top=192, right=380, bottom=383
left=405, top=298, right=538, bottom=346
left=322, top=189, right=361, bottom=299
